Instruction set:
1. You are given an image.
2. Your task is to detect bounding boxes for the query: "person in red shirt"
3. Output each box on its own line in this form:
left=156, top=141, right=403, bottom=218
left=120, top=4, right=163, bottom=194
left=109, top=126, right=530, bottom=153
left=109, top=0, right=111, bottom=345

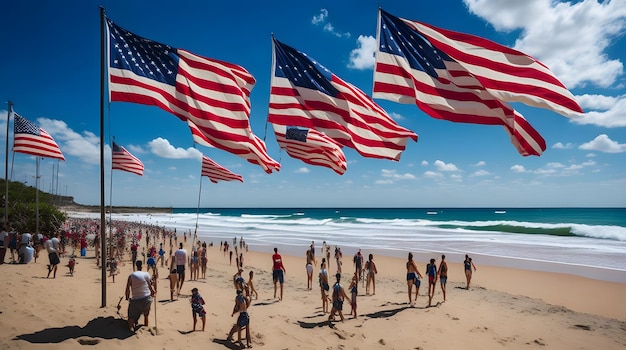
left=272, top=247, right=286, bottom=300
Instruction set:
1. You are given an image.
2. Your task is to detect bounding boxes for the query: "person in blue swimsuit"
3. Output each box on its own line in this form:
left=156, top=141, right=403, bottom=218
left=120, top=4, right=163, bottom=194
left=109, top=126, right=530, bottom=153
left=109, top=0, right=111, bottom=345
left=328, top=273, right=349, bottom=322
left=406, top=252, right=423, bottom=306
left=464, top=254, right=477, bottom=290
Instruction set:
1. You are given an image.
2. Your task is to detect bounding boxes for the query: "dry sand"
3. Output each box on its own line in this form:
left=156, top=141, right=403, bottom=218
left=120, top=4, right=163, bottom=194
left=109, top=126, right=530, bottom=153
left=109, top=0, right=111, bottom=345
left=1, top=240, right=625, bottom=349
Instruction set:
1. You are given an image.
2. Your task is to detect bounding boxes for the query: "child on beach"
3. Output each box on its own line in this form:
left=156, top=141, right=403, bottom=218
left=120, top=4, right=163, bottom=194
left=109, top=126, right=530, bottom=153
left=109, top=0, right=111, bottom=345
left=190, top=287, right=206, bottom=331
left=247, top=270, right=258, bottom=300
left=168, top=259, right=178, bottom=301
left=349, top=273, right=358, bottom=318
left=108, top=256, right=119, bottom=282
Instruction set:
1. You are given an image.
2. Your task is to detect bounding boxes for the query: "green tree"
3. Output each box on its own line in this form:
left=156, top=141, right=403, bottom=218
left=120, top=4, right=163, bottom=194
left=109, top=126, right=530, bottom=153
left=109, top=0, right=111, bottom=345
left=0, top=179, right=66, bottom=233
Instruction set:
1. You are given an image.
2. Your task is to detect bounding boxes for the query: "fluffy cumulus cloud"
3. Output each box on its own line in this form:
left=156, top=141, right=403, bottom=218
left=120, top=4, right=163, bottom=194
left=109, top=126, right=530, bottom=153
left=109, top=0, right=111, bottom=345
left=148, top=138, right=202, bottom=159
left=37, top=118, right=101, bottom=164
left=348, top=35, right=377, bottom=69
left=579, top=134, right=626, bottom=153
left=433, top=160, right=459, bottom=172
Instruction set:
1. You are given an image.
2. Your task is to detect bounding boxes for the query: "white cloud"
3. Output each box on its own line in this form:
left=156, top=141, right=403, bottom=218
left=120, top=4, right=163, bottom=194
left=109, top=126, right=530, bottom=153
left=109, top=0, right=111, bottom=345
left=552, top=142, right=574, bottom=149
left=381, top=169, right=416, bottom=180
left=423, top=171, right=443, bottom=179
left=573, top=94, right=626, bottom=127
left=433, top=160, right=459, bottom=172
left=472, top=161, right=486, bottom=166
left=389, top=112, right=406, bottom=121
left=312, top=9, right=350, bottom=38
left=312, top=9, right=328, bottom=24
left=511, top=164, right=526, bottom=173
left=579, top=134, right=626, bottom=153
left=348, top=35, right=376, bottom=69
left=546, top=162, right=565, bottom=168
left=295, top=167, right=310, bottom=173
left=421, top=160, right=429, bottom=166
left=470, top=169, right=490, bottom=177
left=37, top=118, right=101, bottom=164
left=148, top=138, right=202, bottom=159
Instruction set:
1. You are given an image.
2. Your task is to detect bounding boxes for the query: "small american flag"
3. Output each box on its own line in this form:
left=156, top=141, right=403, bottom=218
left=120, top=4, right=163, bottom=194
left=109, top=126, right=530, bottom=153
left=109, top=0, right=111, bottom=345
left=269, top=37, right=417, bottom=162
left=106, top=17, right=280, bottom=173
left=201, top=155, right=243, bottom=183
left=373, top=9, right=583, bottom=156
left=273, top=125, right=347, bottom=175
left=13, top=113, right=65, bottom=160
left=112, top=141, right=144, bottom=176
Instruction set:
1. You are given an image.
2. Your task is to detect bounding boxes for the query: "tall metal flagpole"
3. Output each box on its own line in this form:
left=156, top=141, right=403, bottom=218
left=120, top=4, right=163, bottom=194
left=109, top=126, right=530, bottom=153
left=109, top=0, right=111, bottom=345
left=5, top=101, right=12, bottom=225
left=99, top=6, right=107, bottom=307
left=35, top=157, right=40, bottom=235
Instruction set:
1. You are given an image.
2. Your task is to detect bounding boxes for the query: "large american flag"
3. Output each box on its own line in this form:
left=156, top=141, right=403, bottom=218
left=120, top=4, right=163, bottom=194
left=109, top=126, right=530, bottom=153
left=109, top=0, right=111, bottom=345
left=201, top=155, right=243, bottom=183
left=373, top=9, right=583, bottom=156
left=13, top=113, right=65, bottom=160
left=106, top=17, right=280, bottom=173
left=112, top=141, right=144, bottom=176
left=268, top=37, right=417, bottom=162
left=273, top=125, right=347, bottom=175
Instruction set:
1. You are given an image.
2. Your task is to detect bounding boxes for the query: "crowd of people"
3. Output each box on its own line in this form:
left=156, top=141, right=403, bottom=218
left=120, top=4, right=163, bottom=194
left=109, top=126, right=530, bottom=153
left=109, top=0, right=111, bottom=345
left=1, top=218, right=478, bottom=349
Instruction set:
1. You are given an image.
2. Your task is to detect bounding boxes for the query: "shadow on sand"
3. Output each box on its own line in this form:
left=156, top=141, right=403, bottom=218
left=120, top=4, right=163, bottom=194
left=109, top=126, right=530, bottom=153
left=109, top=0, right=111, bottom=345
left=14, top=316, right=133, bottom=343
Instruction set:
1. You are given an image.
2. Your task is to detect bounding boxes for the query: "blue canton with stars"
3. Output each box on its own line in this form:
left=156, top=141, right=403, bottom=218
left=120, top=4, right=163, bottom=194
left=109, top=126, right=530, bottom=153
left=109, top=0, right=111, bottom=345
left=285, top=126, right=309, bottom=142
left=378, top=9, right=451, bottom=78
left=273, top=38, right=340, bottom=97
left=14, top=114, right=41, bottom=136
left=107, top=18, right=179, bottom=86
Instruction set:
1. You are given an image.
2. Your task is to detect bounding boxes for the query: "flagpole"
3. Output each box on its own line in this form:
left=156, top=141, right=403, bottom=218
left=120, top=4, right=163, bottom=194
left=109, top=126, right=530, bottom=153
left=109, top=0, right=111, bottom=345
left=5, top=101, right=12, bottom=226
left=35, top=157, right=40, bottom=235
left=99, top=6, right=107, bottom=308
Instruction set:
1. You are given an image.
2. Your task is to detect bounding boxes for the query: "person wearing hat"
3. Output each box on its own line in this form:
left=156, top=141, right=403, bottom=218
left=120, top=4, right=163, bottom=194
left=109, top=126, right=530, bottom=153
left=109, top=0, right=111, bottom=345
left=190, top=287, right=206, bottom=331
left=125, top=260, right=156, bottom=331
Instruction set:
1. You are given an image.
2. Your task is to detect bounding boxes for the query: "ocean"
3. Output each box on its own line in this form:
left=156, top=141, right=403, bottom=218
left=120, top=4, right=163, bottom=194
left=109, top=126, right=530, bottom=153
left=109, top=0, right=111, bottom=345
left=81, top=207, right=626, bottom=283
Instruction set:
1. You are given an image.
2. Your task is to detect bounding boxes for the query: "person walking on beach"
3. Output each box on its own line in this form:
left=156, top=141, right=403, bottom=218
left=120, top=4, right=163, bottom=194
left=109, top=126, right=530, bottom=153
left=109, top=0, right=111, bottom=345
left=272, top=247, right=286, bottom=300
left=334, top=246, right=343, bottom=274
left=349, top=273, right=358, bottom=318
left=168, top=258, right=178, bottom=301
left=227, top=289, right=251, bottom=349
left=406, top=252, right=423, bottom=306
left=305, top=249, right=315, bottom=290
left=426, top=258, right=437, bottom=306
left=365, top=253, right=378, bottom=295
left=353, top=249, right=364, bottom=283
left=45, top=232, right=61, bottom=278
left=464, top=254, right=477, bottom=289
left=174, top=243, right=187, bottom=295
left=190, top=287, right=206, bottom=331
left=248, top=270, right=259, bottom=300
left=125, top=260, right=156, bottom=331
left=438, top=254, right=448, bottom=301
left=319, top=259, right=330, bottom=313
left=328, top=273, right=349, bottom=322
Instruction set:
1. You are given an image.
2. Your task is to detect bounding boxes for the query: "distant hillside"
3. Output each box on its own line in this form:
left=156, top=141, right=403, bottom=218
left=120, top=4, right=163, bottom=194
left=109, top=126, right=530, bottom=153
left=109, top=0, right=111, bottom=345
left=55, top=196, right=172, bottom=214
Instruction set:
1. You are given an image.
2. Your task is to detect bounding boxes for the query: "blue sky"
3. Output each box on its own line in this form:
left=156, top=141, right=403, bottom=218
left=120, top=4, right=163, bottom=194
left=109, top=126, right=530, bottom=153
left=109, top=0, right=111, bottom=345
left=1, top=0, right=625, bottom=208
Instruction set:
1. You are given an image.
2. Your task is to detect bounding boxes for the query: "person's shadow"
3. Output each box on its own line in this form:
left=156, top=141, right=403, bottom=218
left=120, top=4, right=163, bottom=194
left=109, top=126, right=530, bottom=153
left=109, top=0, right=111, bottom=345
left=14, top=316, right=133, bottom=344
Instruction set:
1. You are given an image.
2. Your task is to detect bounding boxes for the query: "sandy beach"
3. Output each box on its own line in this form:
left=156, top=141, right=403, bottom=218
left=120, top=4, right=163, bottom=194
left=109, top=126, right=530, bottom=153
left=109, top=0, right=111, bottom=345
left=1, top=233, right=625, bottom=350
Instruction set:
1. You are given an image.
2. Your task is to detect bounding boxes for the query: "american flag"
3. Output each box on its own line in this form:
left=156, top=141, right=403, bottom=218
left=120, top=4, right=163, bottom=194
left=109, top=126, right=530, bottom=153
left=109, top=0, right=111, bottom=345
left=268, top=37, right=417, bottom=162
left=373, top=9, right=583, bottom=156
left=13, top=113, right=65, bottom=160
left=106, top=17, right=280, bottom=174
left=112, top=141, right=144, bottom=176
left=273, top=125, right=347, bottom=175
left=201, top=155, right=243, bottom=183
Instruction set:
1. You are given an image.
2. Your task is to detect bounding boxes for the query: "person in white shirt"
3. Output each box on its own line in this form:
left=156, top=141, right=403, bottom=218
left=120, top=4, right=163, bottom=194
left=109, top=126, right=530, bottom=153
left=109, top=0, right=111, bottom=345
left=125, top=260, right=156, bottom=331
left=18, top=232, right=32, bottom=263
left=46, top=232, right=61, bottom=278
left=174, top=243, right=187, bottom=295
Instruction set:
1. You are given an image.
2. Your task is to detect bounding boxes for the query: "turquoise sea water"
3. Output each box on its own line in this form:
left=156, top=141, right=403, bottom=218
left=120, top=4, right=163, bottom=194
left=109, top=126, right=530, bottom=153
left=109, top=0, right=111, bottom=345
left=83, top=207, right=626, bottom=282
